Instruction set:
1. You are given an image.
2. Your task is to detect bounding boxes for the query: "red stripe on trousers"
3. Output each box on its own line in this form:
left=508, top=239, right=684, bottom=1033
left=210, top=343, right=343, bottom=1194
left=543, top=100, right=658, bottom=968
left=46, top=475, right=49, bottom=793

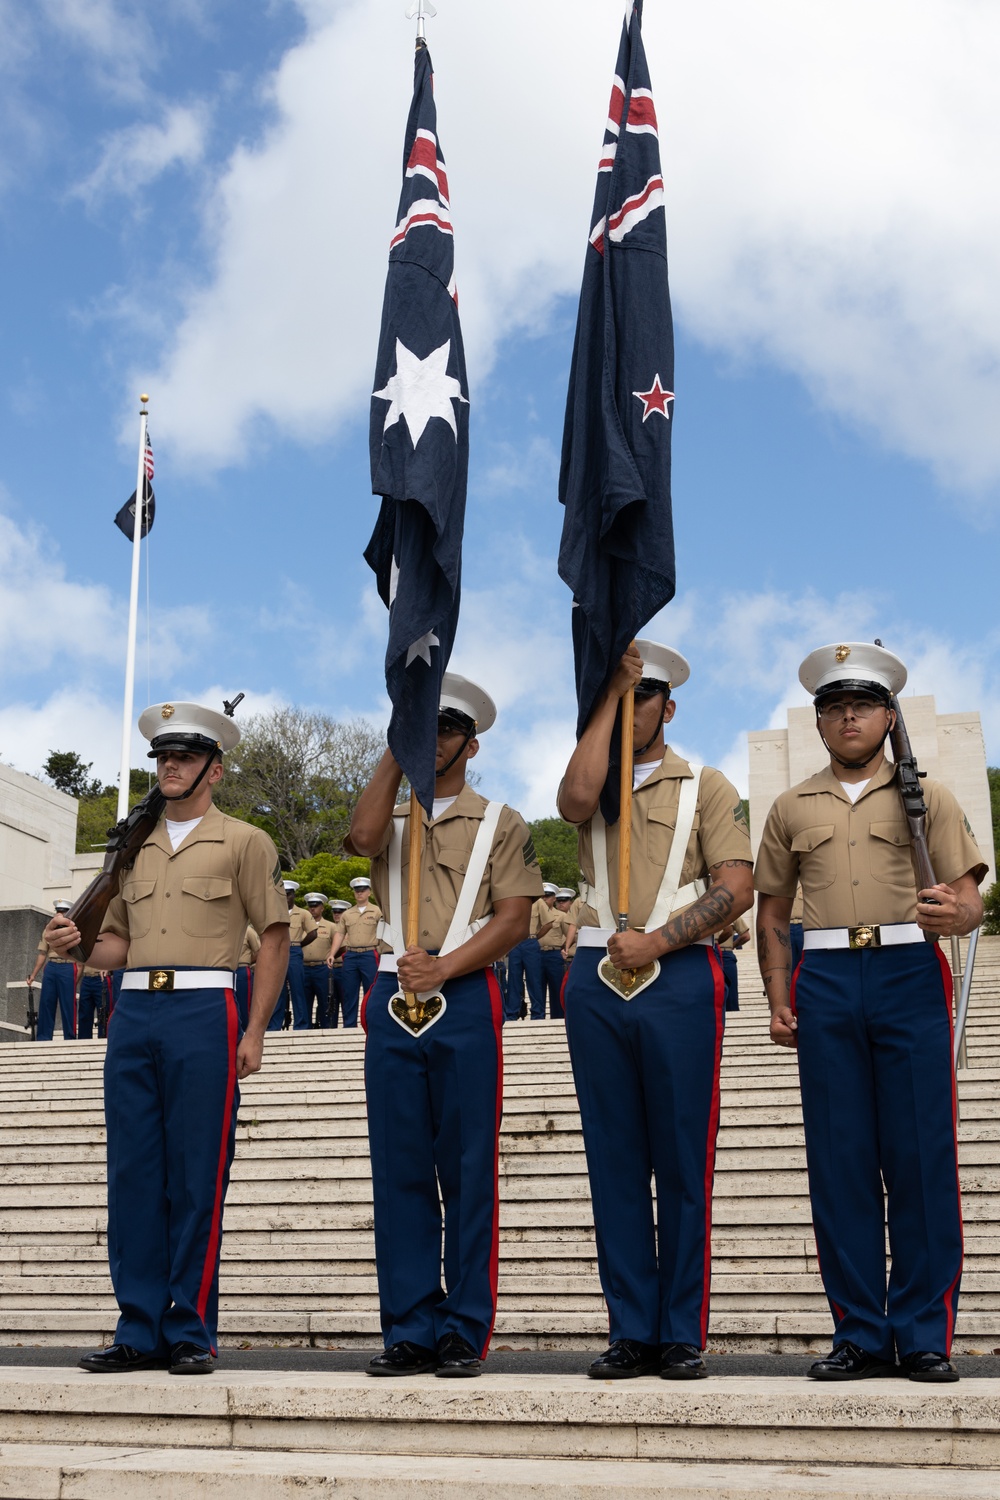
left=700, top=947, right=726, bottom=1348
left=196, top=987, right=239, bottom=1349
left=935, top=941, right=963, bottom=1355
left=481, top=968, right=505, bottom=1359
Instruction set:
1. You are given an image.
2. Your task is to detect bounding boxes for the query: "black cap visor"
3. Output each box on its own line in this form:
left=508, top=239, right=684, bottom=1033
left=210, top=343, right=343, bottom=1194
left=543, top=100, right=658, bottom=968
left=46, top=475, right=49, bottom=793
left=438, top=707, right=476, bottom=736
left=813, top=679, right=891, bottom=707
left=148, top=732, right=222, bottom=759
left=634, top=677, right=670, bottom=700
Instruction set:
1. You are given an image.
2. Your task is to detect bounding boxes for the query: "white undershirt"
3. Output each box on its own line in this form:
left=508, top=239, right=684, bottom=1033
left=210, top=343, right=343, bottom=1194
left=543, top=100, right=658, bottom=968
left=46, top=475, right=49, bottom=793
left=633, top=761, right=660, bottom=790
left=432, top=795, right=459, bottom=819
left=838, top=779, right=871, bottom=804
left=165, top=814, right=203, bottom=851
left=354, top=903, right=369, bottom=915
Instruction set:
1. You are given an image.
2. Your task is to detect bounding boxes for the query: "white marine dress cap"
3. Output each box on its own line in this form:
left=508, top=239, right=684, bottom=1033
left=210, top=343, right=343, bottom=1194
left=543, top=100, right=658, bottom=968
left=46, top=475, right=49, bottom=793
left=139, top=701, right=241, bottom=756
left=542, top=882, right=559, bottom=896
left=633, top=641, right=690, bottom=692
left=799, top=642, right=907, bottom=701
left=439, top=672, right=497, bottom=734
left=556, top=888, right=576, bottom=900
left=53, top=900, right=71, bottom=912
left=303, top=893, right=327, bottom=905
left=349, top=877, right=372, bottom=890
left=282, top=880, right=300, bottom=893
left=330, top=900, right=351, bottom=913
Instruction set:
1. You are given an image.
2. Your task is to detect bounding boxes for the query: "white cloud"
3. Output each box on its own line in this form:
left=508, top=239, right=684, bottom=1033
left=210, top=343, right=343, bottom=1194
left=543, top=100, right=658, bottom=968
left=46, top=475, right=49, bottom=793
left=74, top=103, right=210, bottom=204
left=132, top=0, right=1000, bottom=503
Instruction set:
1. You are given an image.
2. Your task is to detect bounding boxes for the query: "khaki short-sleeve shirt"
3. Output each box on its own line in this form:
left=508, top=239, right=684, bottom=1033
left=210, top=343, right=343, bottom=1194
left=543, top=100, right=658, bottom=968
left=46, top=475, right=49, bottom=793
left=37, top=938, right=75, bottom=966
left=371, top=783, right=542, bottom=952
left=238, top=925, right=260, bottom=967
left=100, top=804, right=290, bottom=969
left=565, top=896, right=584, bottom=957
left=304, top=916, right=336, bottom=963
left=754, top=759, right=987, bottom=928
left=540, top=908, right=571, bottom=951
left=530, top=897, right=554, bottom=939
left=340, top=902, right=383, bottom=950
left=566, top=748, right=751, bottom=930
left=288, top=906, right=318, bottom=947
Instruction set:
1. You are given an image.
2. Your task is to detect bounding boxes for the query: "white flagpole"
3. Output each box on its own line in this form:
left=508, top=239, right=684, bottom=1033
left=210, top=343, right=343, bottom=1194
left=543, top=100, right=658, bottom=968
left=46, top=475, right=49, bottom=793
left=116, top=395, right=149, bottom=823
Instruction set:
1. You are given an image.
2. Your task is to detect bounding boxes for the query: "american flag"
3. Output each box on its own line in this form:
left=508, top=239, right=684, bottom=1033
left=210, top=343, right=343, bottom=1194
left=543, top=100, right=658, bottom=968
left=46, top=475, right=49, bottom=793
left=143, top=430, right=154, bottom=483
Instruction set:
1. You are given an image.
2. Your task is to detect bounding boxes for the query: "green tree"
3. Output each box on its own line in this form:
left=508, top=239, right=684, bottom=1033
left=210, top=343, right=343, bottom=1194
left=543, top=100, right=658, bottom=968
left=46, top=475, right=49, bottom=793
left=43, top=750, right=105, bottom=800
left=214, top=708, right=385, bottom=867
left=988, top=767, right=1000, bottom=869
left=74, top=771, right=151, bottom=852
left=982, top=881, right=1000, bottom=937
left=286, top=853, right=372, bottom=902
left=528, top=817, right=582, bottom=892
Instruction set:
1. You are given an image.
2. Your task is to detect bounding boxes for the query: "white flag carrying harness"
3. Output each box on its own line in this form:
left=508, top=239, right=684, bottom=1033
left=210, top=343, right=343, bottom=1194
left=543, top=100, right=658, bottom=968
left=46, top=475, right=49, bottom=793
left=585, top=766, right=707, bottom=1000
left=378, top=801, right=503, bottom=1034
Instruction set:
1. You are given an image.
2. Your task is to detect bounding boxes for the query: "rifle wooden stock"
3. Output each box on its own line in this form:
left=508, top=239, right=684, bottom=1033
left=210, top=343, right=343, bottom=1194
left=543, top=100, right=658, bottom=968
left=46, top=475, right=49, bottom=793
left=64, top=785, right=166, bottom=963
left=888, top=694, right=938, bottom=942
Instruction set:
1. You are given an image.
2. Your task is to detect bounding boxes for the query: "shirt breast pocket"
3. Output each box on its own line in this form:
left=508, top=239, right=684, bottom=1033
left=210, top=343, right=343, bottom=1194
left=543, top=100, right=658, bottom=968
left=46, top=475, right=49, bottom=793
left=121, top=879, right=157, bottom=939
left=646, top=804, right=700, bottom=869
left=868, top=821, right=912, bottom=885
left=181, top=876, right=233, bottom=939
left=790, top=825, right=836, bottom=890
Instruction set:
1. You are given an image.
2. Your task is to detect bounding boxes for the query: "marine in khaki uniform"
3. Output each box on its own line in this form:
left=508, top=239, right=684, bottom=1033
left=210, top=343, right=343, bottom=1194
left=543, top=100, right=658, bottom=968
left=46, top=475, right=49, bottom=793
left=28, top=900, right=78, bottom=1041
left=77, top=963, right=114, bottom=1040
left=235, top=924, right=260, bottom=1031
left=505, top=886, right=553, bottom=1021
left=348, top=673, right=542, bottom=1377
left=715, top=915, right=750, bottom=1015
left=268, top=882, right=318, bottom=1032
left=42, top=701, right=290, bottom=1377
left=538, top=886, right=571, bottom=1019
left=558, top=641, right=754, bottom=1380
left=329, top=877, right=382, bottom=1025
left=302, top=894, right=337, bottom=1028
left=756, top=642, right=986, bottom=1384
left=324, top=899, right=351, bottom=1027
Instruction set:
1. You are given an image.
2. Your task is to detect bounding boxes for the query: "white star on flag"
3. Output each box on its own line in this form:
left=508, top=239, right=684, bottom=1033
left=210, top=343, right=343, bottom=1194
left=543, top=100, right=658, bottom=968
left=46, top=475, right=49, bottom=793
left=373, top=338, right=467, bottom=447
left=406, top=630, right=441, bottom=667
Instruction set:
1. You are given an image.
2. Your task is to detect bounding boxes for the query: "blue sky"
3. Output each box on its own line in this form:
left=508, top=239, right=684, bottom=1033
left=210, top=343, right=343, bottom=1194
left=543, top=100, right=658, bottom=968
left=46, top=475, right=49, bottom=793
left=1, top=0, right=997, bottom=819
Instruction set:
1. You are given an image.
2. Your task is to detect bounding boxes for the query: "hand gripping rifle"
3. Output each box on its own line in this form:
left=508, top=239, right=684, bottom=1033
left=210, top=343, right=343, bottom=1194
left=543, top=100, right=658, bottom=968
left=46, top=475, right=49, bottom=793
left=877, top=643, right=938, bottom=944
left=62, top=784, right=166, bottom=963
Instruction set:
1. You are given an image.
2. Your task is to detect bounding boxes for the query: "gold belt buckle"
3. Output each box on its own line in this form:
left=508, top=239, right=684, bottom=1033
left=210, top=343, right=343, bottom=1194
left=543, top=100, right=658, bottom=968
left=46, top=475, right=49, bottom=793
left=148, top=969, right=175, bottom=992
left=848, top=925, right=881, bottom=950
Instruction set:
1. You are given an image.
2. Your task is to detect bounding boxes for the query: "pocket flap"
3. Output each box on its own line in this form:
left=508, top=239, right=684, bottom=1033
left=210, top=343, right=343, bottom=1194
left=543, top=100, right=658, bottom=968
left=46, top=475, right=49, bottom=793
left=646, top=806, right=677, bottom=829
left=122, top=879, right=156, bottom=904
left=181, top=876, right=233, bottom=902
left=435, top=845, right=469, bottom=874
left=869, top=821, right=911, bottom=848
left=790, top=824, right=835, bottom=854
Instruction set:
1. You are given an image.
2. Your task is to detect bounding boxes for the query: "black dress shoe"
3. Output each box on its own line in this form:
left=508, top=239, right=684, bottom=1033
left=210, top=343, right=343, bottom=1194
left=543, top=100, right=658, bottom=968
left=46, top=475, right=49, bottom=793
left=660, top=1342, right=708, bottom=1380
left=587, top=1339, right=660, bottom=1379
left=435, top=1332, right=482, bottom=1378
left=366, top=1341, right=438, bottom=1376
left=807, top=1341, right=896, bottom=1380
left=78, top=1344, right=168, bottom=1374
left=169, top=1342, right=216, bottom=1375
left=900, top=1351, right=960, bottom=1383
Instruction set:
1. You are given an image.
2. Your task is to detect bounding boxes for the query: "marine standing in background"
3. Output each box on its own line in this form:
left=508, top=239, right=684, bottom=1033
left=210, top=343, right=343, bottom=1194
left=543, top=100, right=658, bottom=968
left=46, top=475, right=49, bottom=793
left=77, top=965, right=111, bottom=1040
left=41, top=701, right=289, bottom=1376
left=755, top=642, right=985, bottom=1384
left=504, top=884, right=548, bottom=1022
left=348, top=674, right=542, bottom=1377
left=267, top=881, right=317, bottom=1032
left=329, top=877, right=381, bottom=1028
left=302, top=894, right=337, bottom=1027
left=27, top=901, right=77, bottom=1041
left=537, top=883, right=569, bottom=1019
left=234, top=924, right=260, bottom=1033
left=558, top=642, right=754, bottom=1381
left=325, top=900, right=351, bottom=1027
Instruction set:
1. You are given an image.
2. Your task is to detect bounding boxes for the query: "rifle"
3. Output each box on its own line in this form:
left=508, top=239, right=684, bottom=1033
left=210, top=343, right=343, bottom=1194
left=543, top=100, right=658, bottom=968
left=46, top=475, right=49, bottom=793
left=63, top=785, right=166, bottom=963
left=25, top=982, right=37, bottom=1041
left=883, top=674, right=938, bottom=945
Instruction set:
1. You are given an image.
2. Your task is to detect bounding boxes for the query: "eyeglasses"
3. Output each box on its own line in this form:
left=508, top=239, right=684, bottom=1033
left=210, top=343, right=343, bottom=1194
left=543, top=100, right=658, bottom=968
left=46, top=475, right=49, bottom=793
left=817, top=699, right=885, bottom=722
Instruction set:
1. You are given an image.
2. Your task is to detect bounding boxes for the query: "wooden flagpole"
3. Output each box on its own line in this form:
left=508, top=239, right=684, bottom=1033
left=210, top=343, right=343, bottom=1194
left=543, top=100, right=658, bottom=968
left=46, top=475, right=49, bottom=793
left=616, top=680, right=635, bottom=934
left=402, top=789, right=424, bottom=1006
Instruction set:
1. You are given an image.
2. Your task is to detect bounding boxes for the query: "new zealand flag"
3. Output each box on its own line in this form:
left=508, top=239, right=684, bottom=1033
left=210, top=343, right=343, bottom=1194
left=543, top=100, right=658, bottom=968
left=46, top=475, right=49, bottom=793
left=366, top=40, right=468, bottom=815
left=558, top=0, right=676, bottom=821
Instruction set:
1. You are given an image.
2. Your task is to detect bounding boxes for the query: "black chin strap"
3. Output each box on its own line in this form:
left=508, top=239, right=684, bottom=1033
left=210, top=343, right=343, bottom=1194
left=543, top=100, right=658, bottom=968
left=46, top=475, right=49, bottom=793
left=161, top=752, right=218, bottom=804
left=435, top=727, right=475, bottom=779
left=819, top=722, right=892, bottom=772
left=634, top=694, right=668, bottom=758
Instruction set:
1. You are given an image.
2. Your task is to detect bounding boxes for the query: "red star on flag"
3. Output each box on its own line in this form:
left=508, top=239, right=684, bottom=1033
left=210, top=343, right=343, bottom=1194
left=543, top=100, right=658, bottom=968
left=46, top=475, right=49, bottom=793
left=632, top=374, right=674, bottom=422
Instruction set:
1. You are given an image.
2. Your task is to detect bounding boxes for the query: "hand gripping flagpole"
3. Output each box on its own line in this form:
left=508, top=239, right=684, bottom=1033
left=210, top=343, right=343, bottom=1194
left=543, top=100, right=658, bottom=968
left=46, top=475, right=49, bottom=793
left=116, top=395, right=149, bottom=823
left=406, top=0, right=436, bottom=42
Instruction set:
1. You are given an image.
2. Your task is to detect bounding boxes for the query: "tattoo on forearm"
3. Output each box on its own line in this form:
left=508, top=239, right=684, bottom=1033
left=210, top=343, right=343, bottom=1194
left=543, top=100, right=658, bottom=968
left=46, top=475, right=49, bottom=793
left=757, top=926, right=770, bottom=964
left=773, top=926, right=790, bottom=949
left=658, top=882, right=737, bottom=950
left=718, top=860, right=753, bottom=870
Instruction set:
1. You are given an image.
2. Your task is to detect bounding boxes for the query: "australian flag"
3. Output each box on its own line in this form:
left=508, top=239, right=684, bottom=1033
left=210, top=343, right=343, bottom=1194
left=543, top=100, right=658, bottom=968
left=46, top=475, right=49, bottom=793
left=558, top=0, right=676, bottom=821
left=366, top=40, right=469, bottom=814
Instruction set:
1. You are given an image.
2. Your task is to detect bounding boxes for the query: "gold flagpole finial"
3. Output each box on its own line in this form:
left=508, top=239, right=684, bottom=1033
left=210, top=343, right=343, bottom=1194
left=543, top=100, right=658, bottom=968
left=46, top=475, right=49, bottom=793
left=139, top=393, right=149, bottom=408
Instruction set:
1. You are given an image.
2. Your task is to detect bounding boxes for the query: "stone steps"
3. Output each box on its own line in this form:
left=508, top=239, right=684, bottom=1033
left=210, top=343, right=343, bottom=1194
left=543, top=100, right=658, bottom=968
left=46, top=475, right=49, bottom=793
left=1, top=936, right=998, bottom=1353
left=2, top=1369, right=1000, bottom=1497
